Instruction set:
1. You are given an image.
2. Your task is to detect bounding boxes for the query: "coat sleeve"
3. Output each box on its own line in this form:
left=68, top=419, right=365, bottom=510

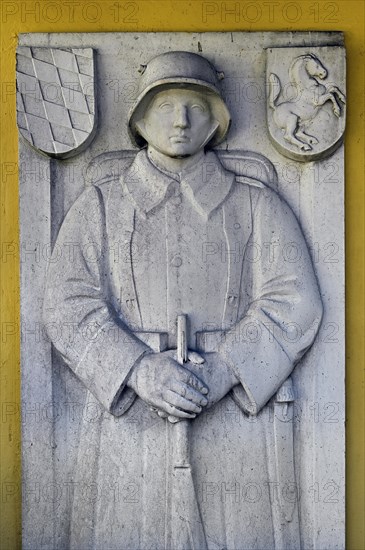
left=218, top=186, right=323, bottom=415
left=43, top=186, right=151, bottom=416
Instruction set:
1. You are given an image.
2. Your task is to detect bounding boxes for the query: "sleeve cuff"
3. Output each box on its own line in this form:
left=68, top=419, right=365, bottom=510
left=75, top=320, right=151, bottom=415
left=218, top=317, right=293, bottom=414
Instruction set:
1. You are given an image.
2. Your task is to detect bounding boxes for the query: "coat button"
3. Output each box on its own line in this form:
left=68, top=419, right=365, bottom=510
left=171, top=255, right=183, bottom=267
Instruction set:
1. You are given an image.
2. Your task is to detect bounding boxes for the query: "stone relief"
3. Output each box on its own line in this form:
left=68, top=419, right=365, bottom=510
left=17, top=33, right=345, bottom=550
left=43, top=49, right=323, bottom=549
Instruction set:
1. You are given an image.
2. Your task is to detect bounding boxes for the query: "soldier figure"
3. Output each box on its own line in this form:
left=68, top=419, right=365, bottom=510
left=44, top=51, right=323, bottom=549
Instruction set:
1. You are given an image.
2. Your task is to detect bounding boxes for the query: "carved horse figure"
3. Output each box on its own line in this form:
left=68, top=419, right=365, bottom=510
left=269, top=54, right=346, bottom=151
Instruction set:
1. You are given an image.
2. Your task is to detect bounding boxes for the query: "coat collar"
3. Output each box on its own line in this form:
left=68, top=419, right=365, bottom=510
left=120, top=149, right=235, bottom=220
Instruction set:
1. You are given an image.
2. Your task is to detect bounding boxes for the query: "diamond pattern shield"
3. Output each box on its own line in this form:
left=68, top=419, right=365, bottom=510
left=16, top=47, right=96, bottom=158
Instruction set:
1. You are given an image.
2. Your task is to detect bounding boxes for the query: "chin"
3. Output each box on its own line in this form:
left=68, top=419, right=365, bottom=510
left=166, top=149, right=193, bottom=158
left=168, top=145, right=203, bottom=158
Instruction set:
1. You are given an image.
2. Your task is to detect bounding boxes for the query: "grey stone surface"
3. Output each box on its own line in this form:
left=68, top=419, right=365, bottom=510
left=18, top=32, right=345, bottom=550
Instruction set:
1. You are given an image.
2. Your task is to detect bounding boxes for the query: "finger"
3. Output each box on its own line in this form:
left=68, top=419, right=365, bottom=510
left=182, top=370, right=209, bottom=395
left=187, top=351, right=205, bottom=364
left=170, top=380, right=208, bottom=407
left=168, top=415, right=180, bottom=423
left=164, top=390, right=203, bottom=414
left=157, top=410, right=168, bottom=418
left=163, top=402, right=197, bottom=419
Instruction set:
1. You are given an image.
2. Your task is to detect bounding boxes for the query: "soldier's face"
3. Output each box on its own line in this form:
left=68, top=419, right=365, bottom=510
left=136, top=89, right=219, bottom=158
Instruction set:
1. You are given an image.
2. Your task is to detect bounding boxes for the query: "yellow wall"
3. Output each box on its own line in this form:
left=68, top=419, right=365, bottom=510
left=0, top=1, right=364, bottom=548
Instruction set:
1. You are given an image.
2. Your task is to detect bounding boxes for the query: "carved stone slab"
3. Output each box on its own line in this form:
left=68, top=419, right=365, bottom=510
left=17, top=32, right=345, bottom=550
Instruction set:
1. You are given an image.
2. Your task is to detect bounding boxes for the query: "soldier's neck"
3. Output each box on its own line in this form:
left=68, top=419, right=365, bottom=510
left=147, top=146, right=205, bottom=176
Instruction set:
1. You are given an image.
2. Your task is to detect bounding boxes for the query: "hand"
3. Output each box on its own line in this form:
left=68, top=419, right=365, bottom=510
left=152, top=350, right=207, bottom=423
left=185, top=352, right=239, bottom=409
left=127, top=350, right=209, bottom=420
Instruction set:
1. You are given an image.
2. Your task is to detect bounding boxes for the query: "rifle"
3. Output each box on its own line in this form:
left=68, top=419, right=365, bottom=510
left=165, top=314, right=208, bottom=550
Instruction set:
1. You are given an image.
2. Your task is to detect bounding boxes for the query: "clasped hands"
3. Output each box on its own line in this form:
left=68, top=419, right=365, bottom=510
left=126, top=349, right=239, bottom=423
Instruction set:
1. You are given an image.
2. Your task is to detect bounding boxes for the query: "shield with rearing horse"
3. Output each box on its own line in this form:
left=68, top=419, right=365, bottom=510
left=266, top=46, right=346, bottom=162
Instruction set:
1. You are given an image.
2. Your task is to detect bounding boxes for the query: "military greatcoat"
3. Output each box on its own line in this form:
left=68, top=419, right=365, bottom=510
left=43, top=149, right=323, bottom=549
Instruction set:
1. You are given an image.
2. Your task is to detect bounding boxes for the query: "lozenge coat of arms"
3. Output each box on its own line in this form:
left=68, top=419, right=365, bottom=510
left=16, top=47, right=96, bottom=158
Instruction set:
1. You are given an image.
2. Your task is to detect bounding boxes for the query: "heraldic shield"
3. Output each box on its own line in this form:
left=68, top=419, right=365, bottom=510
left=16, top=47, right=96, bottom=158
left=266, top=46, right=346, bottom=162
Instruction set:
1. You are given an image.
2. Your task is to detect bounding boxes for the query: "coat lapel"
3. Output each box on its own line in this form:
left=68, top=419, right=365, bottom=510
left=121, top=149, right=235, bottom=220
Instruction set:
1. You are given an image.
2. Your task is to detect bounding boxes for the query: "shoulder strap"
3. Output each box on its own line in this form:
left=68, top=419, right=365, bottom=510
left=221, top=183, right=253, bottom=329
left=85, top=150, right=136, bottom=187
left=99, top=179, right=143, bottom=329
left=217, top=149, right=278, bottom=190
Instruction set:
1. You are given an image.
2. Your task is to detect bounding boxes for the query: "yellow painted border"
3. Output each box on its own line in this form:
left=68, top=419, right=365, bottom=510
left=0, top=2, right=363, bottom=549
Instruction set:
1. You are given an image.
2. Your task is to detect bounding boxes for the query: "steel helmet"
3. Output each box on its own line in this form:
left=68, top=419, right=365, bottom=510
left=128, top=51, right=231, bottom=148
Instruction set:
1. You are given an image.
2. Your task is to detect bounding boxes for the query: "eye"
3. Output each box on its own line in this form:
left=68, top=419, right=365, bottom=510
left=158, top=102, right=173, bottom=112
left=191, top=104, right=206, bottom=113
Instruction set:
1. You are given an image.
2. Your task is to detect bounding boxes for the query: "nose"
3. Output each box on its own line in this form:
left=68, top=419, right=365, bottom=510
left=173, top=105, right=189, bottom=129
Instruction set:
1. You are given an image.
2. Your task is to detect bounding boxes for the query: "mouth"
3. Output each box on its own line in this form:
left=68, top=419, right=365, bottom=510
left=170, top=135, right=190, bottom=143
